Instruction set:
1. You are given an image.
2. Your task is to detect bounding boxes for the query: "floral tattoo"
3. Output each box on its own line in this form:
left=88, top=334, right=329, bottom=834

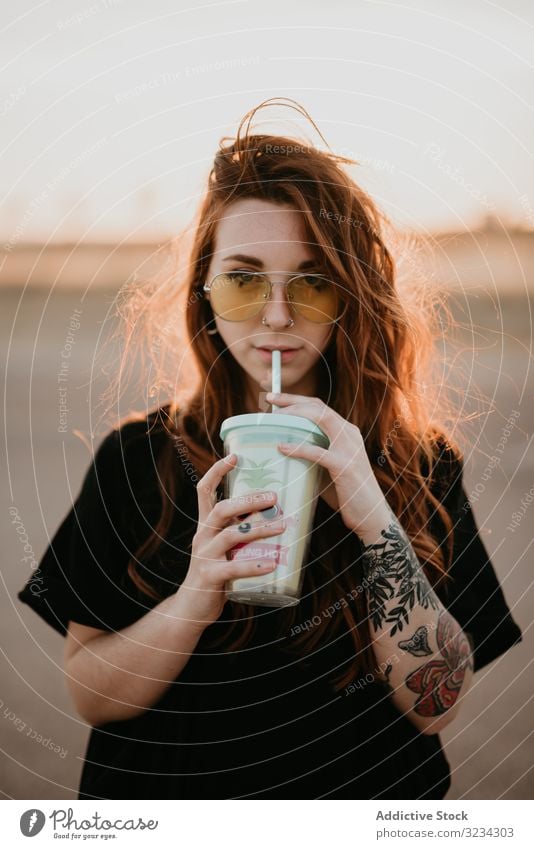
left=360, top=519, right=439, bottom=636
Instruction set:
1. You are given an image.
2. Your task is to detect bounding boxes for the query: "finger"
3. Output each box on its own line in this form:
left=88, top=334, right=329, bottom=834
left=196, top=454, right=236, bottom=522
left=266, top=392, right=316, bottom=402
left=211, top=490, right=278, bottom=530
left=223, top=513, right=286, bottom=545
left=221, top=556, right=279, bottom=583
left=277, top=441, right=332, bottom=468
left=268, top=401, right=333, bottom=431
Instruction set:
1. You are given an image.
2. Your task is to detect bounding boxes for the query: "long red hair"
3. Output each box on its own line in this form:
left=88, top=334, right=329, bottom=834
left=102, top=97, right=464, bottom=692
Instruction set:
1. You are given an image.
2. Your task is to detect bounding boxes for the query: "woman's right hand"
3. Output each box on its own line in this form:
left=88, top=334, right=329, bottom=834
left=176, top=454, right=285, bottom=632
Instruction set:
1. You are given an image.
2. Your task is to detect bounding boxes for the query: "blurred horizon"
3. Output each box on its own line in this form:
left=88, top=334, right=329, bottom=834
left=2, top=216, right=533, bottom=293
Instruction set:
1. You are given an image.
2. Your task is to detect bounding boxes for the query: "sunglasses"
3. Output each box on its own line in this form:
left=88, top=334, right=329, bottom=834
left=202, top=270, right=348, bottom=324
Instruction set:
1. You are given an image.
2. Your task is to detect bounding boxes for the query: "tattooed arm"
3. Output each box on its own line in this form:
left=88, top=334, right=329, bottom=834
left=357, top=502, right=474, bottom=735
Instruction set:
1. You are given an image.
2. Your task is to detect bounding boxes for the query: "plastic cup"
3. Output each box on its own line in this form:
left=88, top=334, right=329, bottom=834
left=219, top=412, right=329, bottom=607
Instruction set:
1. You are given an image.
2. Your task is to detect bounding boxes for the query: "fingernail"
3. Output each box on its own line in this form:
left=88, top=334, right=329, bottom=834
left=225, top=453, right=235, bottom=462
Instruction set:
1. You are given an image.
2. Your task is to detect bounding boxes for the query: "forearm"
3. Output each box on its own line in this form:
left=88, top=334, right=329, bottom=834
left=66, top=591, right=205, bottom=727
left=357, top=503, right=474, bottom=734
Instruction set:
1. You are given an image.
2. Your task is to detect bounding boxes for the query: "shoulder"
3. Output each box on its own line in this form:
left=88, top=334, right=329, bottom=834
left=93, top=404, right=176, bottom=469
left=86, top=405, right=179, bottom=506
left=429, top=433, right=463, bottom=479
left=422, top=432, right=465, bottom=510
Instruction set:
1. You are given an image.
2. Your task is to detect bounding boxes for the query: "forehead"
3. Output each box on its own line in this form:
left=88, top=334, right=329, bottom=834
left=213, top=198, right=316, bottom=264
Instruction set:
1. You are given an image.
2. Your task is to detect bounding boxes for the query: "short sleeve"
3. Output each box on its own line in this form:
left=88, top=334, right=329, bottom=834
left=432, top=447, right=523, bottom=672
left=17, top=428, right=151, bottom=637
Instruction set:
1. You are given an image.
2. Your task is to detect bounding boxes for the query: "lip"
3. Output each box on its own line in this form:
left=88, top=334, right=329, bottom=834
left=256, top=347, right=301, bottom=363
left=255, top=345, right=300, bottom=351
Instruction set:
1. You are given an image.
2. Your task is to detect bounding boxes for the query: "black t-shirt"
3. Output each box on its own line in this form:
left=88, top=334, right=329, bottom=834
left=18, top=408, right=522, bottom=800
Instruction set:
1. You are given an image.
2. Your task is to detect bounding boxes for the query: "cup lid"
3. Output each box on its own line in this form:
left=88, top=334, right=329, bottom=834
left=220, top=413, right=329, bottom=447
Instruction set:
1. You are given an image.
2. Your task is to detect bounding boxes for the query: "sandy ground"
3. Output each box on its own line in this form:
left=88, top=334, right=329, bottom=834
left=1, top=286, right=532, bottom=800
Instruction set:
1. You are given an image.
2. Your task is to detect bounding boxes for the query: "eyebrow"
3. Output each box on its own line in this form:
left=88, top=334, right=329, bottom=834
left=221, top=253, right=318, bottom=270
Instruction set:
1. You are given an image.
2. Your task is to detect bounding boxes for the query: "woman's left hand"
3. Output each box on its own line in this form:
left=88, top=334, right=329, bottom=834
left=265, top=392, right=391, bottom=536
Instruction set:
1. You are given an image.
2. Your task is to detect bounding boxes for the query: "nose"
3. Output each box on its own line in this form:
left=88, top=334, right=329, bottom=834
left=261, top=280, right=294, bottom=326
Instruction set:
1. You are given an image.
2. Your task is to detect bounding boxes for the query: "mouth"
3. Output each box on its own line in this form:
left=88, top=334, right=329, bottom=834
left=255, top=346, right=301, bottom=363
left=255, top=345, right=301, bottom=352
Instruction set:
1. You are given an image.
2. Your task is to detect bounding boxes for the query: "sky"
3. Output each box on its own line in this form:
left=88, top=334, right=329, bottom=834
left=1, top=0, right=533, bottom=244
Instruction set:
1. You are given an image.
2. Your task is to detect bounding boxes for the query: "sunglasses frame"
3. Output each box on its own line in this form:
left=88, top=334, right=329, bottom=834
left=202, top=270, right=348, bottom=325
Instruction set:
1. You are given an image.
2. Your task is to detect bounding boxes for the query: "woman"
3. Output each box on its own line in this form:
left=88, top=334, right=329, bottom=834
left=19, top=97, right=522, bottom=800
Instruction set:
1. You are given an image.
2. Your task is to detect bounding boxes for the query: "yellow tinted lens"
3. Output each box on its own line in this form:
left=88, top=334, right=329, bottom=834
left=289, top=275, right=342, bottom=323
left=210, top=272, right=268, bottom=320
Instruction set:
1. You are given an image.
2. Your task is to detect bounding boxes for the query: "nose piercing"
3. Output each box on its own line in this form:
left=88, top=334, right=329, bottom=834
left=262, top=317, right=295, bottom=327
